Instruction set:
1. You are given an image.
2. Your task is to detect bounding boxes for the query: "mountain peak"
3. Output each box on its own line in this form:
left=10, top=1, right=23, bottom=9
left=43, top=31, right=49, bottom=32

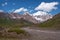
left=33, top=11, right=53, bottom=22
left=23, top=12, right=30, bottom=15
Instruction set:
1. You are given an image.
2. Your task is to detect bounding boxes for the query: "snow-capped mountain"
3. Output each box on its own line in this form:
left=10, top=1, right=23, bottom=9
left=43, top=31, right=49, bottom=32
left=22, top=12, right=38, bottom=23
left=33, top=11, right=53, bottom=22
left=0, top=11, right=9, bottom=18
left=8, top=12, right=38, bottom=23
left=9, top=13, right=22, bottom=19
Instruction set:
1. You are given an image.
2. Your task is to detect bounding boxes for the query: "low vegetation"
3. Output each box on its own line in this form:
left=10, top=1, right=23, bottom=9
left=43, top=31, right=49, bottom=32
left=8, top=27, right=27, bottom=35
left=0, top=18, right=33, bottom=27
left=0, top=18, right=32, bottom=39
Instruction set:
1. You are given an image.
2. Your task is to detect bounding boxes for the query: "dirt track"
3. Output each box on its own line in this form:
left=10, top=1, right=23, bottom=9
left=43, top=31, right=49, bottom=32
left=21, top=27, right=60, bottom=40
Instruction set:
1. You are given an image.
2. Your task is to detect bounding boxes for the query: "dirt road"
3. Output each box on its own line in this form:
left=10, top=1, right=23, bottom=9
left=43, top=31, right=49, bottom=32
left=21, top=27, right=60, bottom=40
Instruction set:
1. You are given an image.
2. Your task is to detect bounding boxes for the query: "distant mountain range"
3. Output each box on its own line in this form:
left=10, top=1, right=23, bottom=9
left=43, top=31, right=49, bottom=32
left=0, top=11, right=52, bottom=24
left=0, top=11, right=60, bottom=30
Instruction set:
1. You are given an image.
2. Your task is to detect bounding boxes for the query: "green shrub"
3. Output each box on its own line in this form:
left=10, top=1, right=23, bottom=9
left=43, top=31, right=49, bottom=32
left=8, top=27, right=27, bottom=34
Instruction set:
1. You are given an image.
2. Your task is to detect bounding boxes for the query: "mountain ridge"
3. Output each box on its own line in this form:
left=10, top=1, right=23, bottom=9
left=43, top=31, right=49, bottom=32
left=0, top=11, right=53, bottom=24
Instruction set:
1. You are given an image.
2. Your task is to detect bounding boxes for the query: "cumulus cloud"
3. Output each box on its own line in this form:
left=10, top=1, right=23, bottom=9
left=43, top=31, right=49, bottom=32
left=35, top=2, right=59, bottom=12
left=13, top=7, right=28, bottom=13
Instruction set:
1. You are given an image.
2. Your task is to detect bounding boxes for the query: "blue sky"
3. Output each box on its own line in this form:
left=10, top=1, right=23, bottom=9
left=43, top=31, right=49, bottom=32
left=0, top=0, right=60, bottom=15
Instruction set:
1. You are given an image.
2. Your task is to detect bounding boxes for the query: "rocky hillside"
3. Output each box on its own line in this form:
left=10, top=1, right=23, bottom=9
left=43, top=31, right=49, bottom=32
left=38, top=13, right=60, bottom=30
left=0, top=11, right=53, bottom=24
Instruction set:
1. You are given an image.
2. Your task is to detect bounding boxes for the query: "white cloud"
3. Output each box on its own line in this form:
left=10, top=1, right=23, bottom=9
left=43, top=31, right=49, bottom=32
left=2, top=2, right=8, bottom=6
left=0, top=10, right=4, bottom=12
left=13, top=7, right=28, bottom=13
left=35, top=2, right=59, bottom=12
left=5, top=2, right=7, bottom=5
left=2, top=4, right=5, bottom=6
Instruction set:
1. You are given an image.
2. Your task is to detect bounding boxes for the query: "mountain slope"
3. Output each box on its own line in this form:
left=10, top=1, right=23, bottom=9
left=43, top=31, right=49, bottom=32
left=0, top=12, right=34, bottom=27
left=0, top=12, right=9, bottom=18
left=9, top=12, right=38, bottom=24
left=38, top=13, right=60, bottom=30
left=33, top=11, right=52, bottom=22
left=0, top=11, right=53, bottom=24
left=9, top=13, right=22, bottom=19
left=23, top=12, right=38, bottom=23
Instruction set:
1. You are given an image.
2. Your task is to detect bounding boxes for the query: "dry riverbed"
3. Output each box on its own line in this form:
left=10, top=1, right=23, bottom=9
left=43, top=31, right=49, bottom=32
left=0, top=27, right=60, bottom=40
left=21, top=27, right=60, bottom=40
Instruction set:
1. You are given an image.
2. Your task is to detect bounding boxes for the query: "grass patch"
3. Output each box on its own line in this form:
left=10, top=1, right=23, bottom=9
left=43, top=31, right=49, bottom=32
left=8, top=27, right=27, bottom=35
left=0, top=18, right=33, bottom=28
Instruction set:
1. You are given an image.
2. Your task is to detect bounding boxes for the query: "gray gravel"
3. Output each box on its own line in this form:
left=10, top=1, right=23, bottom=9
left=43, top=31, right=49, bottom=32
left=21, top=27, right=60, bottom=40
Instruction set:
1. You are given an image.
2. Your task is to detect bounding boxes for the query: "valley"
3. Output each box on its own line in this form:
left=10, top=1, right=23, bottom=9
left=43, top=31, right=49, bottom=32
left=0, top=12, right=60, bottom=40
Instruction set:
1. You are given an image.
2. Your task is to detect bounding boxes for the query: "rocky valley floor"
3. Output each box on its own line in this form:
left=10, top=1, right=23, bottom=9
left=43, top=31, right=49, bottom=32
left=0, top=27, right=60, bottom=40
left=21, top=27, right=60, bottom=40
